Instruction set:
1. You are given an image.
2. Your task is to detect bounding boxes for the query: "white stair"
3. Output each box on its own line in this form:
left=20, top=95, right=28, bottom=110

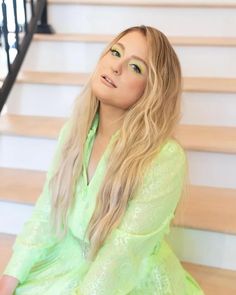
left=47, top=1, right=236, bottom=36
left=22, top=35, right=236, bottom=77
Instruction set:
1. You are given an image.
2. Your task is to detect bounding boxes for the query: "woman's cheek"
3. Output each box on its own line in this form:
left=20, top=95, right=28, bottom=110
left=130, top=77, right=146, bottom=94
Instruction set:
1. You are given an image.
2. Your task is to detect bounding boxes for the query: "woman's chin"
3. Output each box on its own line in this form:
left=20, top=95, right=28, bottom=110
left=92, top=87, right=113, bottom=104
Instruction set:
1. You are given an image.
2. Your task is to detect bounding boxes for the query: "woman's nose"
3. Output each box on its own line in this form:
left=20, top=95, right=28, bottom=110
left=111, top=60, right=122, bottom=75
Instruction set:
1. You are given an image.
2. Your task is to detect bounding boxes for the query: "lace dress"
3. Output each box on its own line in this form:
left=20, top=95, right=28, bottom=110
left=3, top=112, right=205, bottom=295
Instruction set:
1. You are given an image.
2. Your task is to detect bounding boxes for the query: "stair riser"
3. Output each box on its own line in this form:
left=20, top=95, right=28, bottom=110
left=7, top=84, right=82, bottom=118
left=0, top=199, right=235, bottom=271
left=181, top=92, right=236, bottom=127
left=22, top=41, right=236, bottom=77
left=0, top=136, right=236, bottom=188
left=6, top=84, right=236, bottom=127
left=167, top=226, right=236, bottom=271
left=187, top=150, right=236, bottom=189
left=48, top=4, right=236, bottom=36
left=0, top=136, right=56, bottom=171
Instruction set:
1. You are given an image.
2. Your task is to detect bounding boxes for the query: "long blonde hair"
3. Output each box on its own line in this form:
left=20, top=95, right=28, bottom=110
left=49, top=25, right=184, bottom=261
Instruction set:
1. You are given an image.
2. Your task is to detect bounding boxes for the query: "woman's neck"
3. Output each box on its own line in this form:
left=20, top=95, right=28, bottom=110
left=96, top=103, right=125, bottom=139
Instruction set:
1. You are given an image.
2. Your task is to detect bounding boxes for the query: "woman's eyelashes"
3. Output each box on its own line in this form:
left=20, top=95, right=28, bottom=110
left=129, top=63, right=141, bottom=74
left=110, top=48, right=121, bottom=57
left=109, top=47, right=142, bottom=74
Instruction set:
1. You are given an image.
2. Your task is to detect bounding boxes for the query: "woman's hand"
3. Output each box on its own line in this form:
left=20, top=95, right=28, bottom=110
left=0, top=275, right=19, bottom=295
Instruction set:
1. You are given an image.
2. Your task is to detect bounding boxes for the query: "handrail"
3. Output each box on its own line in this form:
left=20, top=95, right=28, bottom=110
left=0, top=0, right=53, bottom=113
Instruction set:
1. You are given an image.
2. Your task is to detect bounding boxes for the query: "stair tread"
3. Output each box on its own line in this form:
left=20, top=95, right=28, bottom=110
left=0, top=168, right=236, bottom=234
left=182, top=261, right=236, bottom=294
left=34, top=33, right=236, bottom=47
left=173, top=185, right=236, bottom=235
left=1, top=114, right=236, bottom=153
left=0, top=168, right=45, bottom=205
left=0, top=233, right=236, bottom=294
left=15, top=71, right=236, bottom=93
left=0, top=114, right=65, bottom=139
left=174, top=124, right=236, bottom=153
left=17, top=71, right=89, bottom=86
left=48, top=0, right=236, bottom=9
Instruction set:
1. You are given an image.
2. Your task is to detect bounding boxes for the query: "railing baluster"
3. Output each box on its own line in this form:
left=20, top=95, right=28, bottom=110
left=36, top=1, right=54, bottom=34
left=31, top=0, right=35, bottom=17
left=23, top=0, right=28, bottom=33
left=0, top=0, right=53, bottom=113
left=13, top=0, right=20, bottom=52
left=2, top=0, right=11, bottom=72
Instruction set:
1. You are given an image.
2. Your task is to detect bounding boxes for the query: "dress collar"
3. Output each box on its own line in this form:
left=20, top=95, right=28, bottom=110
left=87, top=111, right=99, bottom=137
left=88, top=111, right=121, bottom=142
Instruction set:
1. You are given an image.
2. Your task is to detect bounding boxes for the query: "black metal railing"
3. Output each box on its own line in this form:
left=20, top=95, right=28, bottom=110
left=0, top=0, right=54, bottom=113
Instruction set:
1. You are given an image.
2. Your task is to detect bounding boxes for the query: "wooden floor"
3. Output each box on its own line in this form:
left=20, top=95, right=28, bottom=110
left=1, top=114, right=236, bottom=153
left=182, top=261, right=236, bottom=294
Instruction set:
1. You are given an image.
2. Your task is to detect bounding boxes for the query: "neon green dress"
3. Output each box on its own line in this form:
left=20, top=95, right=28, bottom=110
left=3, top=112, right=205, bottom=295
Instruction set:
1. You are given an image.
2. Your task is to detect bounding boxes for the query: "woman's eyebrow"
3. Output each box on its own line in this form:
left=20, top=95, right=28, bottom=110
left=116, top=42, right=148, bottom=69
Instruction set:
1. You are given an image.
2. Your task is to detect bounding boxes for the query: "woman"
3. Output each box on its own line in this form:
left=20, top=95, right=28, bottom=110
left=0, top=25, right=205, bottom=294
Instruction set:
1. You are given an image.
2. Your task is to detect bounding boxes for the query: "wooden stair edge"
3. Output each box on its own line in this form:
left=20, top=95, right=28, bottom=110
left=173, top=185, right=236, bottom=235
left=173, top=123, right=236, bottom=154
left=182, top=260, right=236, bottom=277
left=14, top=71, right=236, bottom=93
left=48, top=0, right=236, bottom=9
left=0, top=166, right=236, bottom=235
left=33, top=33, right=236, bottom=47
left=0, top=114, right=66, bottom=139
left=182, top=261, right=236, bottom=294
left=1, top=114, right=236, bottom=153
left=0, top=167, right=46, bottom=205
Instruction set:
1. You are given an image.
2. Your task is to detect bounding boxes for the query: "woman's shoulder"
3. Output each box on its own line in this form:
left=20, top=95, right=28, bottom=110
left=139, top=138, right=187, bottom=184
left=133, top=138, right=187, bottom=203
left=153, top=138, right=187, bottom=165
left=140, top=138, right=187, bottom=183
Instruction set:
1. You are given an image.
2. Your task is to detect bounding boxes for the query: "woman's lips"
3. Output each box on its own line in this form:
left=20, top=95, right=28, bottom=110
left=100, top=75, right=117, bottom=88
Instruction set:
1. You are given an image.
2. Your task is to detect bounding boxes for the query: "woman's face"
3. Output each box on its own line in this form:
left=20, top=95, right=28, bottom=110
left=92, top=30, right=148, bottom=110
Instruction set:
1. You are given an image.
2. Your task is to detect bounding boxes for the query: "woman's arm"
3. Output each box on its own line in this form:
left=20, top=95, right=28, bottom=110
left=72, top=139, right=187, bottom=295
left=0, top=275, right=19, bottom=295
left=2, top=120, right=71, bottom=285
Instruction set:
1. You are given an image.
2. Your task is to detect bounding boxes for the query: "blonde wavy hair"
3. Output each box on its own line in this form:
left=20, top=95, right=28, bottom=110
left=49, top=25, right=185, bottom=262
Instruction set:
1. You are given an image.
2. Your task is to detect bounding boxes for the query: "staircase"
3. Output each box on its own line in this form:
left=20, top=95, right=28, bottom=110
left=0, top=1, right=236, bottom=294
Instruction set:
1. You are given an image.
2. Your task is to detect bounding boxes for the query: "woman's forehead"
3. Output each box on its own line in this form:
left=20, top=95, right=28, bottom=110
left=115, top=31, right=148, bottom=61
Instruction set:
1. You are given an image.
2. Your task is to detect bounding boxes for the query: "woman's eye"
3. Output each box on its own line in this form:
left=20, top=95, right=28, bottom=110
left=110, top=48, right=120, bottom=57
left=130, top=64, right=141, bottom=74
